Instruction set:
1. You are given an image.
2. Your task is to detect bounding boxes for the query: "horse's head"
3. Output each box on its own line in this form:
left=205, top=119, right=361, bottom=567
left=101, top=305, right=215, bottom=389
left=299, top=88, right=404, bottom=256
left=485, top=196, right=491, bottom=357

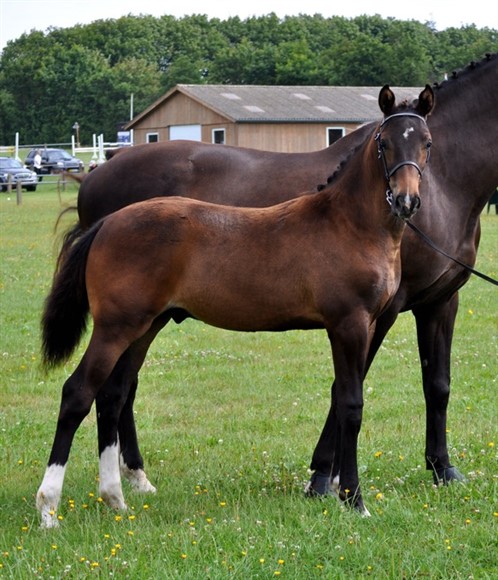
left=376, top=85, right=434, bottom=220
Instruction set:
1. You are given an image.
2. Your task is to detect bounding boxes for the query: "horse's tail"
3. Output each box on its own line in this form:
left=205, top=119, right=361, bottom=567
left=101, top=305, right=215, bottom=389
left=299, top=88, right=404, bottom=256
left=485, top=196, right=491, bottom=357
left=42, top=221, right=104, bottom=369
left=54, top=220, right=85, bottom=274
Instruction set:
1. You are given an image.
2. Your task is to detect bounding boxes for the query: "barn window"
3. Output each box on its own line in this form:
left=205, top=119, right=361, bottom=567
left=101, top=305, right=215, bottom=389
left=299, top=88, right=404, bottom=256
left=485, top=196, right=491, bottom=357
left=212, top=129, right=226, bottom=144
left=327, top=127, right=345, bottom=146
left=146, top=133, right=159, bottom=143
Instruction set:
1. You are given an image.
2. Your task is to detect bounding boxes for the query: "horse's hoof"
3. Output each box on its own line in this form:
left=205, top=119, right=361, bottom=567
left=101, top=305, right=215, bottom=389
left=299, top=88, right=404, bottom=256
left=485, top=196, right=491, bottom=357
left=432, top=466, right=466, bottom=485
left=358, top=504, right=371, bottom=517
left=304, top=472, right=332, bottom=497
left=121, top=466, right=157, bottom=493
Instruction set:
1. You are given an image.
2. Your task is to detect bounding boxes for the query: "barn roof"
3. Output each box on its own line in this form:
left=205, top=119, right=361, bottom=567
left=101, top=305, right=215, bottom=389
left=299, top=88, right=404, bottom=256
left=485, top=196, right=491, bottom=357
left=128, top=84, right=423, bottom=127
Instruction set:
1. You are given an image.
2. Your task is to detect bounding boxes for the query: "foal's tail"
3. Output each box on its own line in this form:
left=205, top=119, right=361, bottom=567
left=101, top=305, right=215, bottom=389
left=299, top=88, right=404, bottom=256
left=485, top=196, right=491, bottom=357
left=42, top=221, right=104, bottom=369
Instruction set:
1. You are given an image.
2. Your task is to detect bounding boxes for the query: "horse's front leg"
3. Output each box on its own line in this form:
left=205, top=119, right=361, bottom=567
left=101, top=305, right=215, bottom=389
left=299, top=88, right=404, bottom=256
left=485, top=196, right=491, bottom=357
left=413, top=294, right=466, bottom=484
left=327, top=323, right=370, bottom=516
left=305, top=381, right=340, bottom=496
left=308, top=307, right=399, bottom=497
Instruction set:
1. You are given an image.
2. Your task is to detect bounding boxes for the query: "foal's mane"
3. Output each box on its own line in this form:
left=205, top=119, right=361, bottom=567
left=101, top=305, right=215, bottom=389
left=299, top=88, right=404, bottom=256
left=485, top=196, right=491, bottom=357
left=316, top=138, right=367, bottom=192
left=317, top=99, right=414, bottom=192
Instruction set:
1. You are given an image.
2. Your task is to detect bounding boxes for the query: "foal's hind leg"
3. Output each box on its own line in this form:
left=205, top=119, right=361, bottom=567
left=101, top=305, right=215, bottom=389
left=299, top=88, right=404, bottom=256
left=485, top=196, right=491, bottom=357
left=37, top=344, right=125, bottom=528
left=95, top=374, right=156, bottom=494
left=95, top=313, right=170, bottom=507
left=118, top=376, right=157, bottom=493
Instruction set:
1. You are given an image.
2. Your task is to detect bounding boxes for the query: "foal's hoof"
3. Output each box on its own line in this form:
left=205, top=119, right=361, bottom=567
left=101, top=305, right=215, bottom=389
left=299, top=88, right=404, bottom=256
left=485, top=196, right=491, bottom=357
left=304, top=472, right=332, bottom=497
left=432, top=466, right=466, bottom=485
left=121, top=466, right=157, bottom=494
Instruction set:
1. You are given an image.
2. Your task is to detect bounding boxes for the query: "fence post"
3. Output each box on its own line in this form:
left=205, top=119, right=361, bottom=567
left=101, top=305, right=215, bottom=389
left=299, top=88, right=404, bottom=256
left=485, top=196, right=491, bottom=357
left=16, top=179, right=22, bottom=205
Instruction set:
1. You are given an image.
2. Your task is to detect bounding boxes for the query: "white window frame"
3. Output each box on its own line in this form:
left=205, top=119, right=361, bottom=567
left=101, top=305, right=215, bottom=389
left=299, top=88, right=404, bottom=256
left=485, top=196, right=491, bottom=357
left=326, top=126, right=345, bottom=146
left=212, top=128, right=226, bottom=144
left=146, top=132, right=159, bottom=143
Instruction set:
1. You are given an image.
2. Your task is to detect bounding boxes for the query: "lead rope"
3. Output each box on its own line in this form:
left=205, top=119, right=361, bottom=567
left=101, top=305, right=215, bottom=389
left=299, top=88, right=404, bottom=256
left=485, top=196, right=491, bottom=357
left=406, top=221, right=498, bottom=287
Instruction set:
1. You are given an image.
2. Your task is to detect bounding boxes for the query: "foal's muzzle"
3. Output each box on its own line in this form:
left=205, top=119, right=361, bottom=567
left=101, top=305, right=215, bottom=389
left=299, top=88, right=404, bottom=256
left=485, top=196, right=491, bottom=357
left=392, top=192, right=421, bottom=220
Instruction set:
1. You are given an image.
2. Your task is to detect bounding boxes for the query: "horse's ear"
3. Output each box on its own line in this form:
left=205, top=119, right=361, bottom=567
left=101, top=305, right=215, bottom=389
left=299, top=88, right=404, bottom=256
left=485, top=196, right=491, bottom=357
left=416, top=84, right=435, bottom=117
left=378, top=85, right=396, bottom=116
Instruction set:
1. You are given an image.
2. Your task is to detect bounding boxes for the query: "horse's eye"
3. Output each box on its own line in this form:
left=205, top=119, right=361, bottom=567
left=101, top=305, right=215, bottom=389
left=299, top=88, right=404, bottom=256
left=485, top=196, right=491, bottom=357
left=426, top=141, right=432, bottom=150
left=379, top=140, right=387, bottom=150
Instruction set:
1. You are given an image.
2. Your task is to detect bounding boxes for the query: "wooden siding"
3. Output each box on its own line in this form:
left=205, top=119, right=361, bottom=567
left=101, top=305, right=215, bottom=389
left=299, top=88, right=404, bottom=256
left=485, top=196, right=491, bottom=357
left=234, top=122, right=358, bottom=152
left=130, top=90, right=362, bottom=151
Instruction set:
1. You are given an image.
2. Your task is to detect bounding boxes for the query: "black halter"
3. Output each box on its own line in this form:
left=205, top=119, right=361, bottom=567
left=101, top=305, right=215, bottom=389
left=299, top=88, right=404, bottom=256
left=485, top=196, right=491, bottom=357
left=375, top=112, right=431, bottom=206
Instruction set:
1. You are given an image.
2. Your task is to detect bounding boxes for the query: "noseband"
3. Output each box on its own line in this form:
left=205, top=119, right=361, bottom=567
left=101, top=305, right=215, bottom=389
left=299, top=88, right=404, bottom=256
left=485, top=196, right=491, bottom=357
left=375, top=112, right=431, bottom=206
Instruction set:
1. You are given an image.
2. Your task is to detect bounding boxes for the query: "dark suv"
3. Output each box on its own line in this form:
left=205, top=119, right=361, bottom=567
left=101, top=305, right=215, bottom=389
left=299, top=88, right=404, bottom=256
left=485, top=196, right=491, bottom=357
left=0, top=157, right=38, bottom=191
left=25, top=148, right=84, bottom=174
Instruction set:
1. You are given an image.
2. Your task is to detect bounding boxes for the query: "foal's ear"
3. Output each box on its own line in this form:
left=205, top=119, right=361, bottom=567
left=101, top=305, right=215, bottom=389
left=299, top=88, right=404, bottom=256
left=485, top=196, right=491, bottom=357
left=378, top=85, right=396, bottom=117
left=416, top=84, right=435, bottom=117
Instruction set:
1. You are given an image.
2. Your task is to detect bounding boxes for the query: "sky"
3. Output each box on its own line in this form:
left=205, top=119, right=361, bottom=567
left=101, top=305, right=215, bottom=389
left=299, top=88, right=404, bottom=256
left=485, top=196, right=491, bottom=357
left=1, top=0, right=497, bottom=51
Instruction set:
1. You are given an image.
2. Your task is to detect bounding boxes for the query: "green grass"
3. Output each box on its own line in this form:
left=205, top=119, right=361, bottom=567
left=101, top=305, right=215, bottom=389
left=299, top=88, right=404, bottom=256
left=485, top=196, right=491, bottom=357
left=0, top=189, right=497, bottom=578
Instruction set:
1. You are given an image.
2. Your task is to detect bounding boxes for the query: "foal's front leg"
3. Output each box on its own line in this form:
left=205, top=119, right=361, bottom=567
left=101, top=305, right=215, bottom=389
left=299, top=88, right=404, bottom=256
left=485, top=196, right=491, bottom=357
left=305, top=381, right=340, bottom=496
left=327, top=324, right=370, bottom=516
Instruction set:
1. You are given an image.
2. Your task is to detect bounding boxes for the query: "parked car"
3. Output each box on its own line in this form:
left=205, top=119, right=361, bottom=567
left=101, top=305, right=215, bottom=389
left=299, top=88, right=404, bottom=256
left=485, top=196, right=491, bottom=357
left=25, top=148, right=84, bottom=174
left=0, top=157, right=38, bottom=191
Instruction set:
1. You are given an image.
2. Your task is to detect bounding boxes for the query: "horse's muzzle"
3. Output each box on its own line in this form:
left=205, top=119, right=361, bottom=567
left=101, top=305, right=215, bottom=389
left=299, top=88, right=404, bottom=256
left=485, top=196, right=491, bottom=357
left=393, top=193, right=421, bottom=220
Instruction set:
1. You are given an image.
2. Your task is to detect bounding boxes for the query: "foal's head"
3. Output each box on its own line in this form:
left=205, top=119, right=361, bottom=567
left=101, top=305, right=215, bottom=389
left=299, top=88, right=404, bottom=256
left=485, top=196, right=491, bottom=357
left=376, top=85, right=434, bottom=220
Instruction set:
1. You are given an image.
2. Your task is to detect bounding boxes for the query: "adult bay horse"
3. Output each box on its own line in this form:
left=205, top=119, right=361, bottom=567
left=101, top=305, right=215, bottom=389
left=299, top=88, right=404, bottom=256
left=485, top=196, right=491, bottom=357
left=37, top=86, right=434, bottom=527
left=57, top=53, right=497, bottom=497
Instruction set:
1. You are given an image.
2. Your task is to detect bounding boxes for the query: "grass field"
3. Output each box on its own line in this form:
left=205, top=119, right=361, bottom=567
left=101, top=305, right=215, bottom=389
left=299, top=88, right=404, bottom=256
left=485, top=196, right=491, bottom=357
left=0, top=186, right=497, bottom=578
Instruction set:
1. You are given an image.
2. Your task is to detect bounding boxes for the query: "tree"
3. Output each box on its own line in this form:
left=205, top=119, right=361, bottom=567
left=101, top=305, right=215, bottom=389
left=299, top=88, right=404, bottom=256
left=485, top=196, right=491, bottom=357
left=1, top=13, right=496, bottom=145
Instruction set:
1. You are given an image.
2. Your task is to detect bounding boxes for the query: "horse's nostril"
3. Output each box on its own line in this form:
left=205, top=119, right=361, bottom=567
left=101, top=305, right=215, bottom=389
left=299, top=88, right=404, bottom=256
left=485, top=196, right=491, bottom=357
left=395, top=194, right=420, bottom=217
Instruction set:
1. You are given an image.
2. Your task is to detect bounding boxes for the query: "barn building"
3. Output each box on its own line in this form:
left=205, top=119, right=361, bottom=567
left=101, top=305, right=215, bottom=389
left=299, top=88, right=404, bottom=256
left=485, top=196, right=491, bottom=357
left=125, top=84, right=422, bottom=152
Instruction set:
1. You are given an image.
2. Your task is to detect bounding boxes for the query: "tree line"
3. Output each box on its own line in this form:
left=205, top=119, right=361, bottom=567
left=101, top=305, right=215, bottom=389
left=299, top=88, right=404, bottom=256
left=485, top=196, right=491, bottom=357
left=0, top=13, right=496, bottom=145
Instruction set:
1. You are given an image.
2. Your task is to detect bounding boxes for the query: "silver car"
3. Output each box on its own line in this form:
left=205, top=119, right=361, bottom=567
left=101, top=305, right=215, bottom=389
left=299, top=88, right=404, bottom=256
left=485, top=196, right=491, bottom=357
left=0, top=157, right=38, bottom=191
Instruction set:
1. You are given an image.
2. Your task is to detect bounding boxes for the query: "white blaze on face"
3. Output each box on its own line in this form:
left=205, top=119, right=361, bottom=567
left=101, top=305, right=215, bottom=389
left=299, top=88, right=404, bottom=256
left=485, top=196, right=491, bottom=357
left=403, top=126, right=414, bottom=139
